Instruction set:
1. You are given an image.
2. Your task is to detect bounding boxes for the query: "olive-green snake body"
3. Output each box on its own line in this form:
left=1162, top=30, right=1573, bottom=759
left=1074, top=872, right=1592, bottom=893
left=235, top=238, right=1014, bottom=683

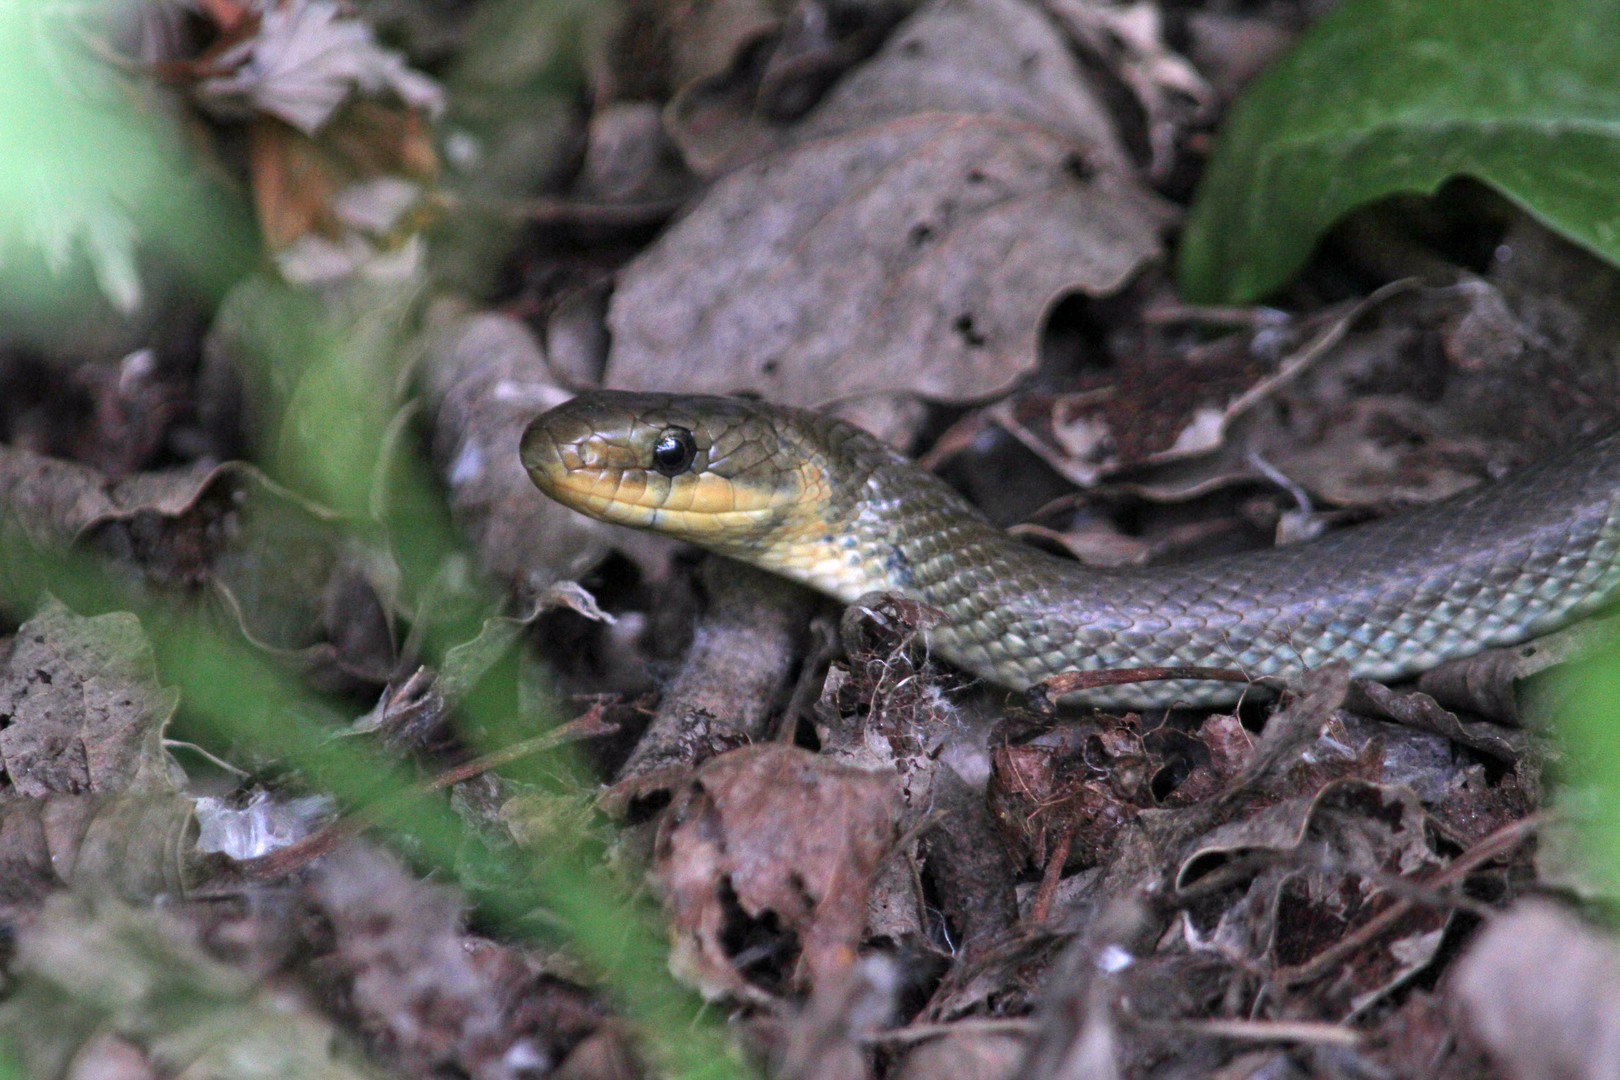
left=521, top=391, right=1620, bottom=708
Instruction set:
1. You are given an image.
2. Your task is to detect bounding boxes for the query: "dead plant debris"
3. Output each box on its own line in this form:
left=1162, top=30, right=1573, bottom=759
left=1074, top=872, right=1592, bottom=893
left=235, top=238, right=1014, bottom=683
left=3, top=0, right=1617, bottom=1078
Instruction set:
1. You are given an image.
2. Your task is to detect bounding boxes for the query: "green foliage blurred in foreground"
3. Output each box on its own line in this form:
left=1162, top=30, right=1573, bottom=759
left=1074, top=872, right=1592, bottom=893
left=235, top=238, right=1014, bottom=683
left=0, top=2, right=743, bottom=1075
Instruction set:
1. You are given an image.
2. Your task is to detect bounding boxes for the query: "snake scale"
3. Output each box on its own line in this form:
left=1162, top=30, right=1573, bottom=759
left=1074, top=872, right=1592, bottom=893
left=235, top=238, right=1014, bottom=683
left=521, top=391, right=1620, bottom=708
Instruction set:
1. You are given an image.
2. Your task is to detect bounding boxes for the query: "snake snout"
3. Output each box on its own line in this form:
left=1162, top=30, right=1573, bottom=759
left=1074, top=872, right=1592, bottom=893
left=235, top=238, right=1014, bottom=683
left=518, top=414, right=572, bottom=499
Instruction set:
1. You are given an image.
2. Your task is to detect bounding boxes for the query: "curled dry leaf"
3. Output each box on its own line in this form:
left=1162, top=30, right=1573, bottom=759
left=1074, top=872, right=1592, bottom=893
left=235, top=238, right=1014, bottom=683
left=984, top=290, right=1369, bottom=495
left=1349, top=680, right=1529, bottom=763
left=0, top=443, right=395, bottom=690
left=661, top=0, right=785, bottom=96
left=1158, top=712, right=1254, bottom=807
left=663, top=0, right=918, bottom=172
left=0, top=444, right=220, bottom=555
left=652, top=743, right=900, bottom=1000
left=1178, top=780, right=1451, bottom=1019
left=1414, top=614, right=1620, bottom=725
left=998, top=269, right=1620, bottom=524
left=608, top=0, right=1170, bottom=415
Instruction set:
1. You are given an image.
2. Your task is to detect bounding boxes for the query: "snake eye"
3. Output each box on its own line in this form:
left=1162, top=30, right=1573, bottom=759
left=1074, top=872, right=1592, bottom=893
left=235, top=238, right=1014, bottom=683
left=651, top=427, right=698, bottom=477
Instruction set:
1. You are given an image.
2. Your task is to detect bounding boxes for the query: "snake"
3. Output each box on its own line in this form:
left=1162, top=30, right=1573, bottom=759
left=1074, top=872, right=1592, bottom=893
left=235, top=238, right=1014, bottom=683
left=520, top=390, right=1620, bottom=709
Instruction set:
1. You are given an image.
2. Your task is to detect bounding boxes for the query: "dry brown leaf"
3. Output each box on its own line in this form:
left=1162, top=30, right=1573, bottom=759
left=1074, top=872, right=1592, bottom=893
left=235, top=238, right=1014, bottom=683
left=663, top=0, right=919, bottom=172
left=0, top=445, right=211, bottom=556
left=1178, top=780, right=1451, bottom=1018
left=251, top=118, right=342, bottom=251
left=0, top=791, right=205, bottom=922
left=652, top=743, right=899, bottom=999
left=0, top=606, right=208, bottom=915
left=1413, top=615, right=1619, bottom=725
left=1361, top=991, right=1495, bottom=1080
left=988, top=717, right=1151, bottom=871
left=1348, top=681, right=1529, bottom=763
left=0, top=600, right=179, bottom=798
left=608, top=0, right=1169, bottom=412
left=1044, top=0, right=1215, bottom=179
left=665, top=0, right=786, bottom=93
left=1160, top=713, right=1255, bottom=807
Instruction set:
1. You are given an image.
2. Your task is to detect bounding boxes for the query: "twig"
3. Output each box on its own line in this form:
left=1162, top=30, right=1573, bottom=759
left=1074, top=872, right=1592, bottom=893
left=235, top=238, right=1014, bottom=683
left=1028, top=666, right=1257, bottom=713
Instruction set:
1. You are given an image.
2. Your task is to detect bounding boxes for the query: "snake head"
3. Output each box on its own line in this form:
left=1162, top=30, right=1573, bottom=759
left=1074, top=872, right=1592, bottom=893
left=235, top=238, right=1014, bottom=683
left=520, top=391, right=836, bottom=554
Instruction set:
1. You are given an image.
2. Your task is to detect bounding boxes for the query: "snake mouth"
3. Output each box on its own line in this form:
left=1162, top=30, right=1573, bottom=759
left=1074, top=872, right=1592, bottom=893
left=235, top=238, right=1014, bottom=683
left=521, top=411, right=801, bottom=537
left=521, top=420, right=656, bottom=527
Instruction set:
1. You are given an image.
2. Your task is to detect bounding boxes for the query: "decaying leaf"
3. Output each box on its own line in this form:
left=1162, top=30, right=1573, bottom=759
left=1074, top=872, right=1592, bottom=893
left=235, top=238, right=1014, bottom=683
left=197, top=0, right=443, bottom=135
left=1177, top=779, right=1451, bottom=1018
left=0, top=791, right=204, bottom=921
left=1045, top=0, right=1216, bottom=179
left=0, top=445, right=394, bottom=690
left=1413, top=615, right=1620, bottom=725
left=653, top=743, right=899, bottom=999
left=0, top=444, right=219, bottom=556
left=0, top=599, right=179, bottom=798
left=1349, top=680, right=1529, bottom=763
left=661, top=0, right=786, bottom=96
left=1158, top=712, right=1254, bottom=807
left=607, top=0, right=1170, bottom=416
left=661, top=0, right=917, bottom=172
left=310, top=844, right=604, bottom=1080
left=0, top=891, right=387, bottom=1080
left=988, top=716, right=1151, bottom=872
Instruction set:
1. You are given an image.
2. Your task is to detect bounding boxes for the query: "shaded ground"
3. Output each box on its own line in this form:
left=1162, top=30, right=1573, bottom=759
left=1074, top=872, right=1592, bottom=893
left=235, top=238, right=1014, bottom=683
left=2, top=1, right=1620, bottom=1078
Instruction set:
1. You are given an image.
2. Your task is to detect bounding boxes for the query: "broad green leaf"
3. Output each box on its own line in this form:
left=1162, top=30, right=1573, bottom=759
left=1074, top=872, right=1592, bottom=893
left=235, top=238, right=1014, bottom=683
left=1558, top=647, right=1620, bottom=893
left=1178, top=0, right=1620, bottom=304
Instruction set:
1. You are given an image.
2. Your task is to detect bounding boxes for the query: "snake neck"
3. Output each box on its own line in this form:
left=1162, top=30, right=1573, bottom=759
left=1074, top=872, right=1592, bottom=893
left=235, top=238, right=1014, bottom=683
left=744, top=421, right=1017, bottom=607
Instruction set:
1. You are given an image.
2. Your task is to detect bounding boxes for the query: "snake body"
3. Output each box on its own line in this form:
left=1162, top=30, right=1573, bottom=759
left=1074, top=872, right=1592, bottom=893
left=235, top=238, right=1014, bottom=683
left=521, top=391, right=1620, bottom=708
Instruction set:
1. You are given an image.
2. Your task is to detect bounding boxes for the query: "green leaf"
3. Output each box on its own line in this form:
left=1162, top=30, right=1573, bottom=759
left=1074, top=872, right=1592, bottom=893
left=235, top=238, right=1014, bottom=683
left=1177, top=0, right=1620, bottom=304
